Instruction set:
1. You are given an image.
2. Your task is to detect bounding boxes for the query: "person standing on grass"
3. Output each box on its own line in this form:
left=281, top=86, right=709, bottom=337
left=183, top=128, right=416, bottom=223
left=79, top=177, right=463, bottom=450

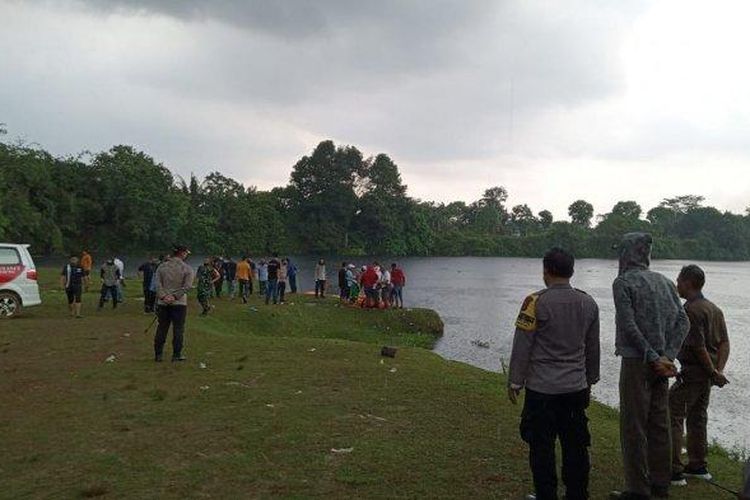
left=98, top=258, right=121, bottom=310
left=379, top=264, right=392, bottom=307
left=80, top=250, right=92, bottom=291
left=265, top=255, right=281, bottom=305
left=196, top=257, right=219, bottom=316
left=257, top=259, right=268, bottom=296
left=138, top=257, right=159, bottom=313
left=61, top=255, right=86, bottom=318
left=248, top=258, right=256, bottom=296
left=390, top=263, right=406, bottom=309
left=278, top=258, right=289, bottom=304
left=212, top=257, right=225, bottom=298
left=669, top=265, right=731, bottom=487
left=287, top=258, right=298, bottom=294
left=113, top=256, right=125, bottom=303
left=360, top=264, right=379, bottom=308
left=346, top=264, right=358, bottom=303
left=224, top=256, right=237, bottom=299
left=610, top=233, right=689, bottom=500
left=154, top=245, right=194, bottom=362
left=236, top=257, right=252, bottom=304
left=338, top=261, right=349, bottom=302
left=507, top=247, right=600, bottom=500
left=314, top=258, right=327, bottom=298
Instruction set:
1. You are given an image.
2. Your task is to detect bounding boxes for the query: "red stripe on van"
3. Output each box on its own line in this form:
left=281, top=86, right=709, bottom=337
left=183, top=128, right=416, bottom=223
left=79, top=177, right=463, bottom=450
left=0, top=264, right=25, bottom=284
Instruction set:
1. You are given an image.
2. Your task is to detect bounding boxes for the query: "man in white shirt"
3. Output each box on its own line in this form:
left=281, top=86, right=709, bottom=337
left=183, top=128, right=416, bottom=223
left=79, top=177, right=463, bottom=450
left=113, top=256, right=125, bottom=303
left=379, top=267, right=392, bottom=306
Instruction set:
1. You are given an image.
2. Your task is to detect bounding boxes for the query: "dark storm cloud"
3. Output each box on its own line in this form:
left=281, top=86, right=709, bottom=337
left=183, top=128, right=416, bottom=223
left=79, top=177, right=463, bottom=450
left=60, top=0, right=645, bottom=163
left=76, top=0, right=485, bottom=40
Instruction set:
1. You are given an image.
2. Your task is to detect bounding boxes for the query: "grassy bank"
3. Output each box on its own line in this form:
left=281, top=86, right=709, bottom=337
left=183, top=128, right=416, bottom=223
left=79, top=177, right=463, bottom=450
left=0, top=269, right=742, bottom=499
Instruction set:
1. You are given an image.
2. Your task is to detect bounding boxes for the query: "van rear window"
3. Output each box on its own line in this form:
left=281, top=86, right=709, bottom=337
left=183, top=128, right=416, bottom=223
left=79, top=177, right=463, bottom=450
left=0, top=248, right=21, bottom=265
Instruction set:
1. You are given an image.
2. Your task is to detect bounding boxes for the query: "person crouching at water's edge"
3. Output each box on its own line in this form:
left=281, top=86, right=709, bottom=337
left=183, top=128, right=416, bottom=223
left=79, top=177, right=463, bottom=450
left=507, top=247, right=600, bottom=500
left=154, top=245, right=194, bottom=362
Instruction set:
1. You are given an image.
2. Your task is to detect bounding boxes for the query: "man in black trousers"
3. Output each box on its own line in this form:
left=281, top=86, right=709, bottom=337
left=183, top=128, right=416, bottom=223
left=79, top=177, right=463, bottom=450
left=507, top=247, right=601, bottom=500
left=154, top=245, right=194, bottom=362
left=138, top=256, right=159, bottom=313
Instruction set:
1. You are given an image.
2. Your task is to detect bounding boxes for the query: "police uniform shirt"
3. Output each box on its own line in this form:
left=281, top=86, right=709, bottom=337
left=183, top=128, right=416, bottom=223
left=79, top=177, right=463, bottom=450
left=508, top=283, right=600, bottom=395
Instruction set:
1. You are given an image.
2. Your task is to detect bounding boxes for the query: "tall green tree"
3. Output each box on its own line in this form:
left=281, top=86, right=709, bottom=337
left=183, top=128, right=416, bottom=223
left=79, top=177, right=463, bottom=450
left=538, top=210, right=554, bottom=230
left=568, top=200, right=594, bottom=228
left=354, top=154, right=412, bottom=255
left=509, top=204, right=538, bottom=236
left=88, top=145, right=184, bottom=253
left=287, top=141, right=363, bottom=253
left=465, top=187, right=509, bottom=234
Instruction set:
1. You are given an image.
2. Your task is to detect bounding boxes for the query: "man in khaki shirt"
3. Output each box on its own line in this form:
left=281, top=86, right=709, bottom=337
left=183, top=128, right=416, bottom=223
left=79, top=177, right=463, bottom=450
left=154, top=245, right=194, bottom=362
left=670, top=265, right=730, bottom=486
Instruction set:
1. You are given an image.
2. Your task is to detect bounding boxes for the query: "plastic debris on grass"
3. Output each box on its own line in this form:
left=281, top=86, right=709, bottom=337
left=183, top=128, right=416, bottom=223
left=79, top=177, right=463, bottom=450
left=199, top=362, right=207, bottom=369
left=265, top=403, right=275, bottom=408
left=224, top=381, right=253, bottom=388
left=308, top=348, right=316, bottom=352
left=104, top=354, right=116, bottom=363
left=359, top=414, right=387, bottom=422
left=389, top=367, right=397, bottom=373
left=331, top=447, right=354, bottom=454
left=200, top=385, right=210, bottom=391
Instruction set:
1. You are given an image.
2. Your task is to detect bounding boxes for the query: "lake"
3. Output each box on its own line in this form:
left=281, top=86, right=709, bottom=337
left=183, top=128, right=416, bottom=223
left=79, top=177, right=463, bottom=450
left=76, top=254, right=750, bottom=452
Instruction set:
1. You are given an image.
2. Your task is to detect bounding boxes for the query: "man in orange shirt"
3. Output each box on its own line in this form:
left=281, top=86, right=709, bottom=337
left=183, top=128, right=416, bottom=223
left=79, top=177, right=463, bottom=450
left=236, top=257, right=252, bottom=304
left=80, top=250, right=93, bottom=290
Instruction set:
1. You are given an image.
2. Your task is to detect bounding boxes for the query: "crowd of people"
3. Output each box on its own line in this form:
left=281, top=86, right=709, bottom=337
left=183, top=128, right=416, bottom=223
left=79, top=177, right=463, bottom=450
left=507, top=233, right=742, bottom=500
left=334, top=260, right=407, bottom=309
left=59, top=253, right=408, bottom=318
left=59, top=250, right=410, bottom=366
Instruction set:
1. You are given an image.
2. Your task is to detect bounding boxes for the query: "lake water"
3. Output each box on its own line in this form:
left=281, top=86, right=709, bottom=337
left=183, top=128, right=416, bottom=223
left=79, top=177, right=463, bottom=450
left=67, top=255, right=749, bottom=451
left=286, top=256, right=748, bottom=453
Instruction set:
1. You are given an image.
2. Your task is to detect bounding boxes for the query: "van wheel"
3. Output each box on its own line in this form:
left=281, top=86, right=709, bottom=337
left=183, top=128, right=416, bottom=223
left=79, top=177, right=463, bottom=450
left=0, top=292, right=21, bottom=318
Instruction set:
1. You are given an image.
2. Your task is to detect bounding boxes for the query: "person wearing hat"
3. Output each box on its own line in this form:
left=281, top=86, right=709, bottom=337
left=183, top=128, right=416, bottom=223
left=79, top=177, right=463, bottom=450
left=153, top=245, right=195, bottom=362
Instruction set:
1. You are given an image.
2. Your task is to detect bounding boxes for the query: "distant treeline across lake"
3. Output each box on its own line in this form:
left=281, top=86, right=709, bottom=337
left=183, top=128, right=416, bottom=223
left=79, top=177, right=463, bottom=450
left=3, top=133, right=750, bottom=261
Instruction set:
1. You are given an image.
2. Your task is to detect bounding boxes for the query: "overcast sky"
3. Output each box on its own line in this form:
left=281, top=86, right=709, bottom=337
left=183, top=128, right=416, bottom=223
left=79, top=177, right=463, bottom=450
left=3, top=0, right=750, bottom=219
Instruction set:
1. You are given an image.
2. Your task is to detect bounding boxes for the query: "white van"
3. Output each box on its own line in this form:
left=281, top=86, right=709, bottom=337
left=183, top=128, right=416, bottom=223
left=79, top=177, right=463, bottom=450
left=0, top=243, right=42, bottom=318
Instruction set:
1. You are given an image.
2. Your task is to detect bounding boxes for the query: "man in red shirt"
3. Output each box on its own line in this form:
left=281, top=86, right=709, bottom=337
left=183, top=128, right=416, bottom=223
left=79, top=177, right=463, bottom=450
left=390, top=263, right=407, bottom=309
left=360, top=263, right=380, bottom=308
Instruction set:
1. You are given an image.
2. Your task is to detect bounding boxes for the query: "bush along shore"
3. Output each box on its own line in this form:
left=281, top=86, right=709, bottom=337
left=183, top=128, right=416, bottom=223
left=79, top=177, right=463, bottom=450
left=0, top=268, right=743, bottom=498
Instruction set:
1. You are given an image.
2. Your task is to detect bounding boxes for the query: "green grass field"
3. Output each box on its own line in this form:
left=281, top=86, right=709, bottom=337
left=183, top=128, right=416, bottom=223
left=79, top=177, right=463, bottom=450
left=0, top=269, right=743, bottom=499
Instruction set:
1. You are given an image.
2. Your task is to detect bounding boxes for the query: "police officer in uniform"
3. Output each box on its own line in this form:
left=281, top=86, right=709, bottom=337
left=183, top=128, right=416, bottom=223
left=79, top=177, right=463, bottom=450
left=508, top=247, right=600, bottom=500
left=154, top=245, right=194, bottom=362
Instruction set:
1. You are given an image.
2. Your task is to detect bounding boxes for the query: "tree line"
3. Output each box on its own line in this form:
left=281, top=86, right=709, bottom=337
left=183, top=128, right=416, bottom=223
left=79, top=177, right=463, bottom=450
left=2, top=131, right=749, bottom=260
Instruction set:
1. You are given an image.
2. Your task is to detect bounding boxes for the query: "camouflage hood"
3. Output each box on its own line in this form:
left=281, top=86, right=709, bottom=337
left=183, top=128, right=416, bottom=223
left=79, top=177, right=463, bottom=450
left=618, top=232, right=652, bottom=275
left=612, top=231, right=689, bottom=361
